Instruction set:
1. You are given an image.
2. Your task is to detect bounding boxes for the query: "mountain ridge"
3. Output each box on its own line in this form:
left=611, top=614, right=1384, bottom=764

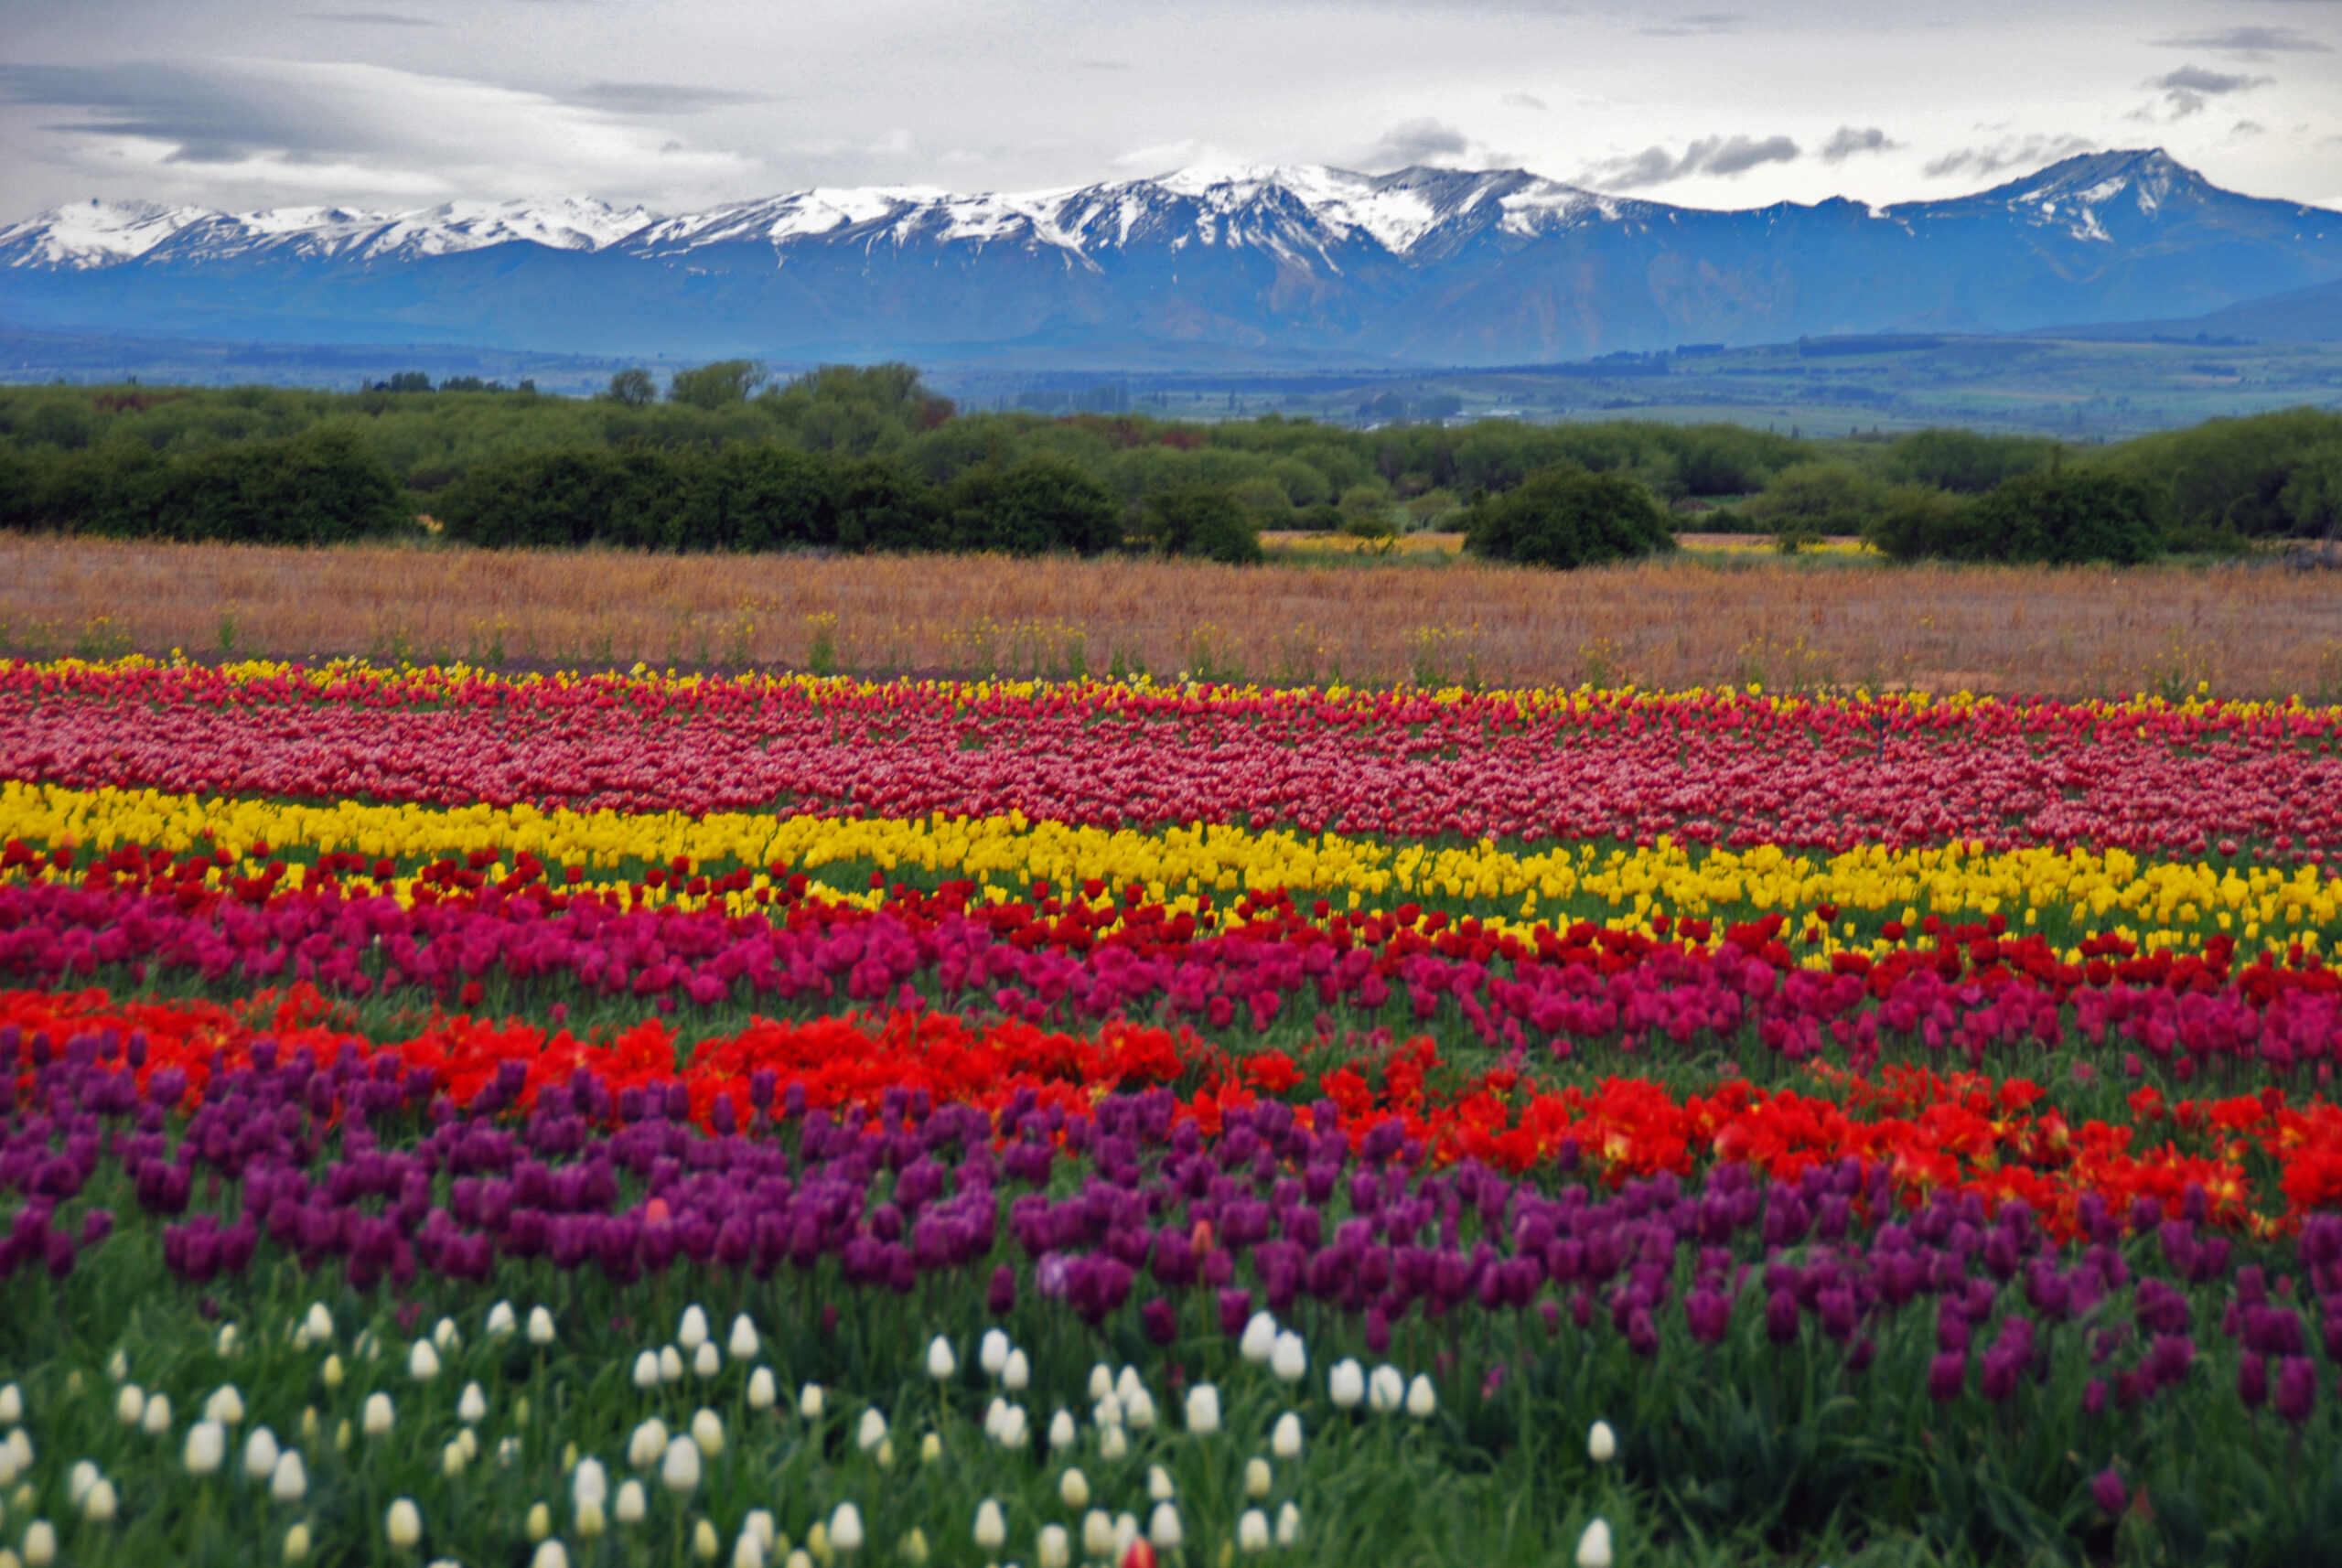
left=2, top=150, right=2336, bottom=365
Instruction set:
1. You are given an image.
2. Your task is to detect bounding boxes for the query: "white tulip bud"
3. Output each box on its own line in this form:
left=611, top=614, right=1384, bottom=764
left=441, top=1441, right=467, bottom=1479
left=575, top=1500, right=607, bottom=1540
left=1117, top=1366, right=1144, bottom=1403
left=271, top=1450, right=308, bottom=1502
left=1276, top=1502, right=1301, bottom=1547
left=321, top=1356, right=345, bottom=1391
left=1087, top=1364, right=1114, bottom=1402
left=1148, top=1465, right=1175, bottom=1501
left=1148, top=1502, right=1183, bottom=1551
left=115, top=1385, right=145, bottom=1427
left=856, top=1409, right=887, bottom=1451
left=747, top=1368, right=778, bottom=1410
left=1060, top=1466, right=1091, bottom=1509
left=206, top=1385, right=245, bottom=1425
left=728, top=1316, right=760, bottom=1360
left=678, top=1305, right=710, bottom=1352
left=659, top=1346, right=684, bottom=1383
left=1186, top=1383, right=1221, bottom=1435
left=743, top=1510, right=776, bottom=1551
left=1048, top=1408, right=1077, bottom=1450
left=1273, top=1411, right=1303, bottom=1457
left=1367, top=1365, right=1404, bottom=1414
left=574, top=1458, right=608, bottom=1509
left=661, top=1434, right=702, bottom=1494
left=973, top=1500, right=1005, bottom=1552
left=920, top=1431, right=941, bottom=1463
left=1003, top=1348, right=1030, bottom=1391
left=827, top=1502, right=864, bottom=1554
left=1123, top=1388, right=1156, bottom=1430
left=217, top=1324, right=240, bottom=1358
left=142, top=1391, right=174, bottom=1435
left=363, top=1392, right=395, bottom=1435
left=284, top=1521, right=312, bottom=1562
left=1270, top=1331, right=1307, bottom=1384
left=978, top=1329, right=1010, bottom=1378
left=1114, top=1514, right=1142, bottom=1558
left=532, top=1541, right=570, bottom=1568
left=0, top=1387, right=17, bottom=1424
left=1238, top=1508, right=1270, bottom=1552
left=433, top=1318, right=460, bottom=1353
left=528, top=1306, right=557, bottom=1345
left=732, top=1532, right=766, bottom=1568
left=628, top=1420, right=669, bottom=1470
left=926, top=1337, right=957, bottom=1381
left=385, top=1498, right=423, bottom=1550
left=800, top=1384, right=825, bottom=1421
left=408, top=1340, right=441, bottom=1382
left=693, top=1520, right=720, bottom=1561
left=108, top=1348, right=130, bottom=1381
left=1036, top=1524, right=1069, bottom=1568
left=1083, top=1510, right=1117, bottom=1558
left=185, top=1420, right=227, bottom=1475
left=1240, top=1312, right=1278, bottom=1364
left=1406, top=1374, right=1438, bottom=1419
left=615, top=1480, right=648, bottom=1525
left=22, top=1520, right=55, bottom=1568
left=693, top=1343, right=721, bottom=1380
left=1575, top=1518, right=1613, bottom=1568
left=486, top=1301, right=517, bottom=1337
left=996, top=1405, right=1029, bottom=1449
left=1099, top=1423, right=1128, bottom=1461
left=526, top=1502, right=553, bottom=1541
left=634, top=1351, right=661, bottom=1390
left=1245, top=1456, right=1273, bottom=1498
left=69, top=1460, right=100, bottom=1506
left=1587, top=1420, right=1617, bottom=1463
left=244, top=1426, right=281, bottom=1479
left=691, top=1409, right=725, bottom=1457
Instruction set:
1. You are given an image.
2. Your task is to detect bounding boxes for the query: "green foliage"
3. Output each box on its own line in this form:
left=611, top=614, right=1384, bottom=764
left=2102, top=405, right=2342, bottom=538
left=1141, top=485, right=1264, bottom=564
left=1463, top=465, right=1676, bottom=568
left=6, top=425, right=411, bottom=543
left=1864, top=485, right=1982, bottom=562
left=1971, top=468, right=2162, bottom=564
left=602, top=368, right=657, bottom=408
left=1881, top=428, right=2061, bottom=493
left=1743, top=462, right=1886, bottom=539
left=945, top=456, right=1121, bottom=555
left=668, top=359, right=769, bottom=410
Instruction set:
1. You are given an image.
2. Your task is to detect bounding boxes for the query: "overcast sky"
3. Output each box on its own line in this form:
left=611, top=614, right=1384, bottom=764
left=2, top=0, right=2338, bottom=222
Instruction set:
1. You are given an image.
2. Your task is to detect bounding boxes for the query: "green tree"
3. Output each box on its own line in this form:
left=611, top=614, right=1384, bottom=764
left=1742, top=461, right=1885, bottom=541
left=1141, top=486, right=1262, bottom=564
left=1883, top=428, right=2060, bottom=493
left=1463, top=465, right=1675, bottom=569
left=668, top=360, right=768, bottom=411
left=602, top=369, right=656, bottom=408
left=1972, top=468, right=2160, bottom=564
left=1865, top=485, right=1983, bottom=562
left=947, top=457, right=1120, bottom=555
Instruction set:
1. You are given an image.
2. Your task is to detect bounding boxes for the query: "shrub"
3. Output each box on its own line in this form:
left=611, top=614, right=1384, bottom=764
left=1883, top=428, right=2060, bottom=493
left=9, top=426, right=410, bottom=544
left=1866, top=485, right=1983, bottom=562
left=1463, top=465, right=1675, bottom=569
left=946, top=457, right=1120, bottom=555
left=1140, top=486, right=1263, bottom=564
left=1972, top=468, right=2160, bottom=564
left=1741, top=461, right=1885, bottom=540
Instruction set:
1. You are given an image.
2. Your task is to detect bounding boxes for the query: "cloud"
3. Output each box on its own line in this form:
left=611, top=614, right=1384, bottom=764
left=564, top=81, right=769, bottom=114
left=1363, top=117, right=1470, bottom=169
left=1587, top=133, right=1798, bottom=188
left=2234, top=120, right=2267, bottom=137
left=2152, top=66, right=2273, bottom=95
left=1502, top=92, right=1547, bottom=112
left=297, top=10, right=437, bottom=24
left=1638, top=13, right=1742, bottom=37
left=0, top=58, right=755, bottom=200
left=1818, top=125, right=1897, bottom=163
left=2153, top=27, right=2331, bottom=56
left=1922, top=133, right=2095, bottom=180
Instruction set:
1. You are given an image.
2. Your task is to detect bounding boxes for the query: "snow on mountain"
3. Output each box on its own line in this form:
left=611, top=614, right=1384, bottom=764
left=0, top=195, right=658, bottom=269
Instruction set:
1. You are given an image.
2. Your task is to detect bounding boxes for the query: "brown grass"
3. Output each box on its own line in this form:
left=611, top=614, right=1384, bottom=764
left=4, top=535, right=2340, bottom=699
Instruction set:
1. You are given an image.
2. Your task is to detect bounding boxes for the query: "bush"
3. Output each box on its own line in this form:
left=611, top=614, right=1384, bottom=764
left=1865, top=485, right=1983, bottom=562
left=1463, top=465, right=1675, bottom=569
left=6, top=426, right=411, bottom=544
left=1884, top=429, right=2060, bottom=493
left=1741, top=461, right=1885, bottom=540
left=1140, top=487, right=1263, bottom=564
left=1972, top=468, right=2160, bottom=564
left=946, top=457, right=1120, bottom=555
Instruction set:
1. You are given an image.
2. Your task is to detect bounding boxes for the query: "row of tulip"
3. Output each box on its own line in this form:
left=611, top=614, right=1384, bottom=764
left=8, top=782, right=2338, bottom=961
left=3, top=996, right=2341, bottom=1563
left=4, top=659, right=2340, bottom=853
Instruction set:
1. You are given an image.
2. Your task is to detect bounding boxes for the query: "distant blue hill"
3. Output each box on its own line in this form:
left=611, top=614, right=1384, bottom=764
left=2, top=150, right=2336, bottom=366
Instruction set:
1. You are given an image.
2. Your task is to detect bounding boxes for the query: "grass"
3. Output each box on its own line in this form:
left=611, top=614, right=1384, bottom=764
left=1, top=536, right=2340, bottom=697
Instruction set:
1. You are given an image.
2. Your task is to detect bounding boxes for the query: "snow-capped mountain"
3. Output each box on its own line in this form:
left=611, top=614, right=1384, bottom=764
left=0, top=151, right=2333, bottom=365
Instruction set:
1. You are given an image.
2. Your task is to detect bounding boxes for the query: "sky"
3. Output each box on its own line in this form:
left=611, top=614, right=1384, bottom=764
left=1, top=0, right=2338, bottom=224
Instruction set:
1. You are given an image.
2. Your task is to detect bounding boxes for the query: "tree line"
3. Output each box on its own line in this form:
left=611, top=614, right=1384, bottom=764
left=0, top=361, right=2336, bottom=567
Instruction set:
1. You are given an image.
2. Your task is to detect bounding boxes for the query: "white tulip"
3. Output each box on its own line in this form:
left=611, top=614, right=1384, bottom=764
left=1238, top=1509, right=1270, bottom=1552
left=217, top=1324, right=240, bottom=1357
left=441, top=1440, right=467, bottom=1479
left=114, top=1385, right=145, bottom=1427
left=457, top=1427, right=479, bottom=1464
left=575, top=1500, right=607, bottom=1540
left=678, top=1305, right=710, bottom=1352
left=68, top=1460, right=100, bottom=1505
left=284, top=1521, right=312, bottom=1562
left=632, top=1350, right=661, bottom=1390
left=1148, top=1465, right=1175, bottom=1501
left=1186, top=1383, right=1221, bottom=1435
left=973, top=1500, right=1006, bottom=1552
left=1276, top=1502, right=1301, bottom=1547
left=185, top=1420, right=227, bottom=1475
left=433, top=1317, right=460, bottom=1352
left=1587, top=1421, right=1617, bottom=1464
left=1148, top=1502, right=1183, bottom=1551
left=244, top=1426, right=281, bottom=1479
left=926, top=1337, right=957, bottom=1380
left=1123, top=1388, right=1157, bottom=1430
left=7, top=1426, right=29, bottom=1470
left=528, top=1306, right=557, bottom=1345
left=574, top=1457, right=608, bottom=1509
left=1003, top=1348, right=1030, bottom=1391
left=693, top=1520, right=720, bottom=1561
left=1036, top=1524, right=1069, bottom=1568
left=532, top=1541, right=570, bottom=1568
left=1329, top=1359, right=1365, bottom=1410
left=827, top=1502, right=864, bottom=1553
left=271, top=1450, right=308, bottom=1502
left=1270, top=1331, right=1307, bottom=1384
left=659, top=1346, right=683, bottom=1382
left=980, top=1329, right=1011, bottom=1377
left=1114, top=1514, right=1142, bottom=1557
left=628, top=1420, right=669, bottom=1469
left=614, top=1480, right=648, bottom=1525
left=0, top=1386, right=17, bottom=1423
left=997, top=1405, right=1030, bottom=1449
left=1367, top=1365, right=1405, bottom=1414
left=661, top=1435, right=702, bottom=1494
left=799, top=1384, right=825, bottom=1421
left=486, top=1301, right=517, bottom=1337
left=856, top=1409, right=887, bottom=1452
left=1273, top=1411, right=1303, bottom=1457
left=385, top=1498, right=423, bottom=1550
left=1245, top=1456, right=1273, bottom=1498
left=1406, top=1375, right=1438, bottom=1419
left=408, top=1340, right=441, bottom=1382
left=978, top=1400, right=1003, bottom=1439
left=693, top=1343, right=721, bottom=1380
left=728, top=1315, right=760, bottom=1360
left=206, top=1385, right=246, bottom=1425
left=920, top=1430, right=942, bottom=1463
left=1240, top=1312, right=1279, bottom=1365
left=747, top=1368, right=778, bottom=1410
left=1116, top=1366, right=1144, bottom=1403
left=1083, top=1510, right=1117, bottom=1558
left=691, top=1409, right=725, bottom=1457
left=732, top=1532, right=766, bottom=1568
left=363, top=1392, right=396, bottom=1435
left=1575, top=1518, right=1613, bottom=1568
left=1060, top=1466, right=1090, bottom=1509
left=321, top=1356, right=345, bottom=1391
left=1087, top=1363, right=1115, bottom=1402
left=1048, top=1408, right=1077, bottom=1450
left=1099, top=1423, right=1129, bottom=1461
left=22, top=1521, right=54, bottom=1568
left=743, top=1509, right=776, bottom=1550
left=108, top=1348, right=130, bottom=1380
left=1090, top=1392, right=1121, bottom=1430
left=141, top=1391, right=173, bottom=1435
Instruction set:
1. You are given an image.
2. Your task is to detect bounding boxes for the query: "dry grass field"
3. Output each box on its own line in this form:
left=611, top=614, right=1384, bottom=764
left=4, top=534, right=2338, bottom=698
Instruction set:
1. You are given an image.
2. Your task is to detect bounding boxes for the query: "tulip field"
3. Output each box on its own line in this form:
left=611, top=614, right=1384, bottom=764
left=5, top=659, right=2342, bottom=1567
